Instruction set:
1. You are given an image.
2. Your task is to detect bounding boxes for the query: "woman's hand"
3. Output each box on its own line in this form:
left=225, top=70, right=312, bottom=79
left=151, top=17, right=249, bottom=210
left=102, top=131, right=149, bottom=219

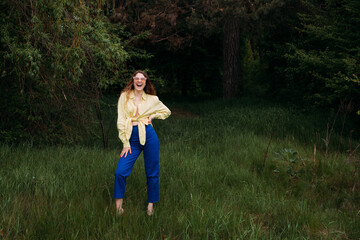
left=120, top=147, right=132, bottom=158
left=148, top=115, right=153, bottom=126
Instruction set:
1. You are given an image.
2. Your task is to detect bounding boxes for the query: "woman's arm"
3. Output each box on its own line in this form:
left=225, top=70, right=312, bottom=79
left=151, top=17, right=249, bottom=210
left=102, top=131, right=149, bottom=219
left=149, top=96, right=171, bottom=120
left=117, top=93, right=131, bottom=148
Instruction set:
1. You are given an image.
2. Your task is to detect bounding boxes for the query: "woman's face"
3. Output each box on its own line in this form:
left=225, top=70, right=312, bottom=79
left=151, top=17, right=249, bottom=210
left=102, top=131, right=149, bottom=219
left=133, top=73, right=147, bottom=92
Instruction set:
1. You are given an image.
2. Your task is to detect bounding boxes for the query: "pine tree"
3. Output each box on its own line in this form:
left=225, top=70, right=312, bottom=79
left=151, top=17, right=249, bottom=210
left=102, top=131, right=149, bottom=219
left=277, top=0, right=360, bottom=108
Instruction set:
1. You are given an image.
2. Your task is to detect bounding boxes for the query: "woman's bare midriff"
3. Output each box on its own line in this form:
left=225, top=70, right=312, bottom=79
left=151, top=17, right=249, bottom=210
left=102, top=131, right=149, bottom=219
left=132, top=106, right=139, bottom=126
left=132, top=121, right=139, bottom=126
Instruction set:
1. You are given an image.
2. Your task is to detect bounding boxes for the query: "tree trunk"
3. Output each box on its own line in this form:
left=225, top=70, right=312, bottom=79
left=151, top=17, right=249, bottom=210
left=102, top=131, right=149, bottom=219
left=222, top=17, right=241, bottom=99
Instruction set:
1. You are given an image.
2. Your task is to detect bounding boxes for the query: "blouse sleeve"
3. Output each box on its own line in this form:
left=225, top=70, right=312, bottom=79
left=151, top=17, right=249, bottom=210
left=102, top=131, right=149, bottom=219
left=151, top=96, right=171, bottom=120
left=117, top=93, right=130, bottom=148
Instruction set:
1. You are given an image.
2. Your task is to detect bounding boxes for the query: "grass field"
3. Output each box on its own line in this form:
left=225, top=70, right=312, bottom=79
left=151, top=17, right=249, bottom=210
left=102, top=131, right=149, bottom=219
left=1, top=98, right=359, bottom=239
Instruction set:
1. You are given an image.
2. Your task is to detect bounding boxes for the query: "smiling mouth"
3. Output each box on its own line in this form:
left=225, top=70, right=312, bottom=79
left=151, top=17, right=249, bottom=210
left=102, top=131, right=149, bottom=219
left=136, top=83, right=143, bottom=87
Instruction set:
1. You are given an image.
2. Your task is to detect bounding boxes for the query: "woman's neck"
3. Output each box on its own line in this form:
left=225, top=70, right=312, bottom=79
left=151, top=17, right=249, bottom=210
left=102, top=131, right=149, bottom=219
left=133, top=89, right=143, bottom=98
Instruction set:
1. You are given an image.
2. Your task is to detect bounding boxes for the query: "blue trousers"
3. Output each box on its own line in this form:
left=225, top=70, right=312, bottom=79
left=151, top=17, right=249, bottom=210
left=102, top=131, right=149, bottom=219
left=114, top=125, right=160, bottom=203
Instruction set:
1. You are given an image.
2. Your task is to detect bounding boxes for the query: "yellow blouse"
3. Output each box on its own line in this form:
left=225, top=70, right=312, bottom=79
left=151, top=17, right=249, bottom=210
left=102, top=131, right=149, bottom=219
left=117, top=90, right=171, bottom=148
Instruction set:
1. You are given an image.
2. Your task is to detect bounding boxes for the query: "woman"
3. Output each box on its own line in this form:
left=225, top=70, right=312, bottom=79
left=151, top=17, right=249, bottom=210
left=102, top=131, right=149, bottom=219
left=114, top=70, right=171, bottom=216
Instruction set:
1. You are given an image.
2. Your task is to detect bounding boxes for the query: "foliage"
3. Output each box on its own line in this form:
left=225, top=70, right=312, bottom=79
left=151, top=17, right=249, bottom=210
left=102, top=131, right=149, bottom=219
left=108, top=0, right=222, bottom=97
left=242, top=38, right=269, bottom=96
left=1, top=0, right=360, bottom=146
left=0, top=0, right=144, bottom=144
left=188, top=0, right=286, bottom=98
left=274, top=148, right=308, bottom=178
left=110, top=0, right=287, bottom=99
left=270, top=0, right=360, bottom=110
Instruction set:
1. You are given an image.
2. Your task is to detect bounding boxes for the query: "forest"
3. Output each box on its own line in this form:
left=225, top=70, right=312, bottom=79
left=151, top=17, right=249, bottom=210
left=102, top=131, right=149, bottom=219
left=1, top=0, right=360, bottom=239
left=1, top=0, right=359, bottom=144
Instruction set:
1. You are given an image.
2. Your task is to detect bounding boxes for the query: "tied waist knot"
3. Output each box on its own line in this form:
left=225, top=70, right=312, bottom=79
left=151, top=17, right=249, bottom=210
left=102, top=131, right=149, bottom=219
left=125, top=116, right=149, bottom=146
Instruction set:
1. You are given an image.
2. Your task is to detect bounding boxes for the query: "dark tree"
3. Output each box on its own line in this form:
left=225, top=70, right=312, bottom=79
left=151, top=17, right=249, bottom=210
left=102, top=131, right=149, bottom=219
left=108, top=0, right=286, bottom=99
left=222, top=17, right=241, bottom=98
left=268, top=0, right=360, bottom=110
left=187, top=0, right=286, bottom=99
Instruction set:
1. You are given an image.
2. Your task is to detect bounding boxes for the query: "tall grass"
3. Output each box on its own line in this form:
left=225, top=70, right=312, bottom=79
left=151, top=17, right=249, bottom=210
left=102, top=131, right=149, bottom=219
left=1, top=98, right=359, bottom=239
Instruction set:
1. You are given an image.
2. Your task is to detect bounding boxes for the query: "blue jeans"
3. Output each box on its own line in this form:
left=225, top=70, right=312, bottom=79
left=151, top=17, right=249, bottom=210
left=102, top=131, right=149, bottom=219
left=114, top=125, right=160, bottom=203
